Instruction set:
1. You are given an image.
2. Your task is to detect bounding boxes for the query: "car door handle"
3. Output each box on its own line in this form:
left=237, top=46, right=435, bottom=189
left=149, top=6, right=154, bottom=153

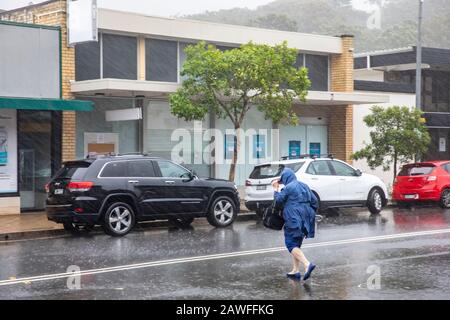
left=339, top=178, right=346, bottom=181
left=165, top=181, right=175, bottom=184
left=128, top=180, right=139, bottom=184
left=311, top=178, right=319, bottom=181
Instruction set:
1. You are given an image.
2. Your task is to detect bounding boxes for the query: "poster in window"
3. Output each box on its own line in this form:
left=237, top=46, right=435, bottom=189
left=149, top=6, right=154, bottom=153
left=0, top=109, right=18, bottom=193
left=289, top=141, right=301, bottom=159
left=309, top=143, right=321, bottom=157
left=224, top=134, right=235, bottom=160
left=253, top=134, right=266, bottom=159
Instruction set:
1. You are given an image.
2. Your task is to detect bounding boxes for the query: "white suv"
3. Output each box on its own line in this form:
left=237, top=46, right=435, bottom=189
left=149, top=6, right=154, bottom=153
left=245, top=156, right=388, bottom=215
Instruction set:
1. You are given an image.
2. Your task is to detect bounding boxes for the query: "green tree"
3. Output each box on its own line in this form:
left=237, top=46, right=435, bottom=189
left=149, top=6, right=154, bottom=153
left=169, top=41, right=311, bottom=181
left=352, top=106, right=431, bottom=184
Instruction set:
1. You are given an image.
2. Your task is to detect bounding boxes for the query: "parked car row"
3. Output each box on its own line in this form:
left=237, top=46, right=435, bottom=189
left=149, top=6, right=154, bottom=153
left=45, top=153, right=450, bottom=237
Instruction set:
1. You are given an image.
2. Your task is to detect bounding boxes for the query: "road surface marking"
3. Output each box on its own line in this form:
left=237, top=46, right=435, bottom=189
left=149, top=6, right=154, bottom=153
left=1, top=228, right=450, bottom=287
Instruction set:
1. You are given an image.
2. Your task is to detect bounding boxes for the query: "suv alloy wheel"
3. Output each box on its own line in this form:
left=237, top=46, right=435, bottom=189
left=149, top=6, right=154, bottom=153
left=367, top=188, right=383, bottom=214
left=102, top=202, right=136, bottom=237
left=207, top=196, right=237, bottom=227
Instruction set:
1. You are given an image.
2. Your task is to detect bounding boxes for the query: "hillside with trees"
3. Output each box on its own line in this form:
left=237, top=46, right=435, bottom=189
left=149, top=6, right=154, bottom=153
left=185, top=0, right=450, bottom=53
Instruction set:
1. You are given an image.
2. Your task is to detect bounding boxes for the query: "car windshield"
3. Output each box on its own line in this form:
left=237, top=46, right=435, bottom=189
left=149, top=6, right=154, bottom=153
left=398, top=165, right=435, bottom=176
left=249, top=162, right=304, bottom=179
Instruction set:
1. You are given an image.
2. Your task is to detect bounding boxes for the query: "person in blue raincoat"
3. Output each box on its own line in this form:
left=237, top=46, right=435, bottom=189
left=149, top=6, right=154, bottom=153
left=272, top=168, right=318, bottom=281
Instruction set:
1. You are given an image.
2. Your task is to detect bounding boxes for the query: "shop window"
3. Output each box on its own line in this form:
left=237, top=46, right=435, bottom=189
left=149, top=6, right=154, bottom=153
left=305, top=54, right=329, bottom=91
left=432, top=76, right=450, bottom=104
left=75, top=40, right=100, bottom=81
left=103, top=34, right=137, bottom=80
left=75, top=98, right=140, bottom=159
left=146, top=39, right=178, bottom=82
left=144, top=101, right=211, bottom=178
left=294, top=53, right=304, bottom=69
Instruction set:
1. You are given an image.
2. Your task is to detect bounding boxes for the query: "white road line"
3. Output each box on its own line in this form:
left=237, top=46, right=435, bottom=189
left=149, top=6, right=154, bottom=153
left=1, top=228, right=450, bottom=287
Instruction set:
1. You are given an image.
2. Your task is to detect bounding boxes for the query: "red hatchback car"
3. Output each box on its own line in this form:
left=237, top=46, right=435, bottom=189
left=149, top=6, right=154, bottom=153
left=393, top=161, right=450, bottom=208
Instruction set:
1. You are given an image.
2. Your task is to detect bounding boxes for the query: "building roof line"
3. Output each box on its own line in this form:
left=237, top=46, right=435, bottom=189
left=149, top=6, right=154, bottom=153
left=98, top=8, right=342, bottom=42
left=355, top=47, right=414, bottom=58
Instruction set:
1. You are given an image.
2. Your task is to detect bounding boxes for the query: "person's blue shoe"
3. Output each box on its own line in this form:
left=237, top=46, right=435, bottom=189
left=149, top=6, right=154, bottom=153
left=286, top=272, right=302, bottom=279
left=303, top=263, right=316, bottom=281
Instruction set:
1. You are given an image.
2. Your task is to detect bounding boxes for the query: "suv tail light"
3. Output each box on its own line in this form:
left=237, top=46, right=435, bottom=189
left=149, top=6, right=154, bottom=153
left=45, top=183, right=50, bottom=193
left=245, top=180, right=252, bottom=186
left=68, top=181, right=93, bottom=192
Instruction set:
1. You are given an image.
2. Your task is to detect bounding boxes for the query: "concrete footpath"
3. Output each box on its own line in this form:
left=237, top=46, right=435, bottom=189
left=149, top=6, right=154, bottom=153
left=0, top=205, right=254, bottom=241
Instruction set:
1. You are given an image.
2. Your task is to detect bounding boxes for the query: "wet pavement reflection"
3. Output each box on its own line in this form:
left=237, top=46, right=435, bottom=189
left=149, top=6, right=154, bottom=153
left=1, top=207, right=450, bottom=299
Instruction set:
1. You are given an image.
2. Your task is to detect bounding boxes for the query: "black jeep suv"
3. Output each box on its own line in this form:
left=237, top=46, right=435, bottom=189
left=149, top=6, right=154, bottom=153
left=46, top=155, right=240, bottom=236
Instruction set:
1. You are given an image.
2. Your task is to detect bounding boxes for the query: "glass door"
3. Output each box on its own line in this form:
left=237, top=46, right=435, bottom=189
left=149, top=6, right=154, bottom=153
left=18, top=111, right=58, bottom=211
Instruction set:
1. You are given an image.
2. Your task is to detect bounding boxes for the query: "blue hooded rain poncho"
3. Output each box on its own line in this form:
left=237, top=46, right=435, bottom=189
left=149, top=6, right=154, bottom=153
left=274, top=168, right=318, bottom=252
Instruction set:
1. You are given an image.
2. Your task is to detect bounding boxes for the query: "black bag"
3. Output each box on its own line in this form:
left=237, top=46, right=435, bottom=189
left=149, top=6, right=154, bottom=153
left=262, top=201, right=284, bottom=230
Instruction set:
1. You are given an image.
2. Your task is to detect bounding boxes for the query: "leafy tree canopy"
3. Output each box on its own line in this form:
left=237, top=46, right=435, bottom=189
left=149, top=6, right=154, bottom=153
left=169, top=41, right=311, bottom=180
left=352, top=106, right=431, bottom=183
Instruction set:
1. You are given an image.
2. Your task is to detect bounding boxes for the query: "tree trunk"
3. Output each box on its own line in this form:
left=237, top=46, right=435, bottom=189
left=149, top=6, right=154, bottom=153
left=228, top=125, right=241, bottom=182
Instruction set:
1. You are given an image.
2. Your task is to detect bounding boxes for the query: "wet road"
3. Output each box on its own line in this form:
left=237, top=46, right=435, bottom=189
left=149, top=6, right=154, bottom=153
left=1, top=207, right=450, bottom=300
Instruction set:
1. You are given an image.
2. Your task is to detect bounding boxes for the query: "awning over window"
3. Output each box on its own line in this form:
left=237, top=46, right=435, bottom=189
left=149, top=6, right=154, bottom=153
left=0, top=97, right=93, bottom=111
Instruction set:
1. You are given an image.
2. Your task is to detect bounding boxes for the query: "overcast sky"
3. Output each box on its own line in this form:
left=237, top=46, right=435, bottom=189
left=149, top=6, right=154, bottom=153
left=0, top=0, right=274, bottom=16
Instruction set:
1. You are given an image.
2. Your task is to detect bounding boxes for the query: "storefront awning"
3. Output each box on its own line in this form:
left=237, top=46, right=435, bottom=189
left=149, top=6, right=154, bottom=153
left=0, top=97, right=93, bottom=111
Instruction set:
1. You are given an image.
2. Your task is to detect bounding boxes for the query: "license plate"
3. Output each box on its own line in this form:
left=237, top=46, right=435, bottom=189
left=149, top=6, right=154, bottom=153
left=54, top=189, right=64, bottom=195
left=404, top=194, right=417, bottom=199
left=256, top=185, right=266, bottom=190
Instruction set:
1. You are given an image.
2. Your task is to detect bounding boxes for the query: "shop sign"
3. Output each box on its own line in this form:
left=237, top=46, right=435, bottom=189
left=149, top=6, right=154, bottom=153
left=105, top=108, right=142, bottom=122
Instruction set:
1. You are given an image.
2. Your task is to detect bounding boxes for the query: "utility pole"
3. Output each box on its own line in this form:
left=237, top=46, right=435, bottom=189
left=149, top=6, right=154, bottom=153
left=415, top=0, right=424, bottom=163
left=416, top=0, right=424, bottom=110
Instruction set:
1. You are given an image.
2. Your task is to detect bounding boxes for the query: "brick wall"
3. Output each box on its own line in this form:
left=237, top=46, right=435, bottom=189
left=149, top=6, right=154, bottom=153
left=1, top=0, right=76, bottom=162
left=329, top=35, right=355, bottom=163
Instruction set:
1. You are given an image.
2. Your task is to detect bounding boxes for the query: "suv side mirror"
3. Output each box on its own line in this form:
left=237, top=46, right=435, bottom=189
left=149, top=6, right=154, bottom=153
left=355, top=169, right=362, bottom=177
left=181, top=171, right=195, bottom=182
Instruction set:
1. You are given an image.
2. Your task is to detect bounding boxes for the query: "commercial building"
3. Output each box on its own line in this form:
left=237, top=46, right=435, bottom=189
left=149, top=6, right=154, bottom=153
left=0, top=18, right=92, bottom=214
left=353, top=46, right=450, bottom=187
left=1, top=0, right=389, bottom=214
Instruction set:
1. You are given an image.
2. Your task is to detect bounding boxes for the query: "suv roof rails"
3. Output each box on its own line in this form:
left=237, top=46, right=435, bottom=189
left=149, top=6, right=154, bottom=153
left=85, top=152, right=151, bottom=159
left=115, top=152, right=151, bottom=157
left=280, top=154, right=334, bottom=161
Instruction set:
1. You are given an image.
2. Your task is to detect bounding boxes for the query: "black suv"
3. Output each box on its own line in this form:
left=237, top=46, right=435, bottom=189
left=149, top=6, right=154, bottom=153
left=46, top=155, right=240, bottom=236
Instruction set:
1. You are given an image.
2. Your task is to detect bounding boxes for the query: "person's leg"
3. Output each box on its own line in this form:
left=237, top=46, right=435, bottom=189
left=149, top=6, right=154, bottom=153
left=285, top=234, right=301, bottom=277
left=291, top=247, right=310, bottom=271
left=289, top=254, right=301, bottom=274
